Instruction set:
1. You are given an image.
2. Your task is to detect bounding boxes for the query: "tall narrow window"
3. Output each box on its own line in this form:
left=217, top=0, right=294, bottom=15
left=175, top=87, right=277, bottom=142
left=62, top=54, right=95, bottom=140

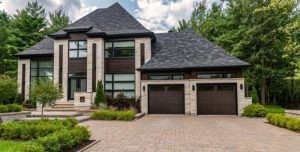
left=30, top=60, right=53, bottom=85
left=69, top=41, right=87, bottom=58
left=105, top=74, right=135, bottom=98
left=140, top=43, right=145, bottom=65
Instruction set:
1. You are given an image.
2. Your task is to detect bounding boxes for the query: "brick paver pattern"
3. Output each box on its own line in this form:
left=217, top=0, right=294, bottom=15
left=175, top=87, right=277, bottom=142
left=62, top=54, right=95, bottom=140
left=81, top=115, right=300, bottom=152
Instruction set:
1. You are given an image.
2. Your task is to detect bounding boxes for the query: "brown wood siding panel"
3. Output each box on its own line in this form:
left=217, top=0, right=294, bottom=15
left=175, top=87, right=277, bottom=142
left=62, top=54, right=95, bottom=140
left=148, top=85, right=185, bottom=114
left=59, top=45, right=63, bottom=86
left=68, top=59, right=87, bottom=73
left=105, top=58, right=135, bottom=73
left=197, top=84, right=237, bottom=115
left=21, top=64, right=26, bottom=101
left=140, top=43, right=145, bottom=65
left=92, top=43, right=96, bottom=92
left=69, top=33, right=88, bottom=40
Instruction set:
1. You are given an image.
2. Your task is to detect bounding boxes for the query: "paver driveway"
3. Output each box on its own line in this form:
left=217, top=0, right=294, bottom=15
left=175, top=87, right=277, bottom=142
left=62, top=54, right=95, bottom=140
left=81, top=115, right=300, bottom=152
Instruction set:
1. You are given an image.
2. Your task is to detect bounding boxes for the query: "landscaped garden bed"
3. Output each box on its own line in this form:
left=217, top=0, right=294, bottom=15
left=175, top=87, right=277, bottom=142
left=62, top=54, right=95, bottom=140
left=91, top=109, right=135, bottom=121
left=0, top=118, right=91, bottom=152
left=266, top=113, right=300, bottom=132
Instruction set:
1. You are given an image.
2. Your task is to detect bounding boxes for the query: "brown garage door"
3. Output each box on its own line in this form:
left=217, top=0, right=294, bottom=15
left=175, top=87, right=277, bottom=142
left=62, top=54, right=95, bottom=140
left=197, top=84, right=237, bottom=115
left=148, top=85, right=184, bottom=114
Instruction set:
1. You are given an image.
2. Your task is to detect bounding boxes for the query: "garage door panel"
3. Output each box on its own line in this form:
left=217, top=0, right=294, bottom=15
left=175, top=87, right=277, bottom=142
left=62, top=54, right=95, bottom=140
left=149, top=85, right=184, bottom=114
left=197, top=84, right=237, bottom=115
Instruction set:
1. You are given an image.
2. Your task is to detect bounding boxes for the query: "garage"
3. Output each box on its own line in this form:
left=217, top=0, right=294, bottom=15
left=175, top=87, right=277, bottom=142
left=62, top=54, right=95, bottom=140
left=148, top=85, right=184, bottom=114
left=197, top=84, right=237, bottom=115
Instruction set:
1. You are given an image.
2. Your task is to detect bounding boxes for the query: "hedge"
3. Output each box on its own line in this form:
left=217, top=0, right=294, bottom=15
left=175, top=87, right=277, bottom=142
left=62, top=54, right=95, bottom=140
left=91, top=109, right=135, bottom=121
left=242, top=104, right=267, bottom=117
left=0, top=104, right=23, bottom=113
left=267, top=114, right=300, bottom=131
left=0, top=118, right=78, bottom=140
left=36, top=126, right=90, bottom=152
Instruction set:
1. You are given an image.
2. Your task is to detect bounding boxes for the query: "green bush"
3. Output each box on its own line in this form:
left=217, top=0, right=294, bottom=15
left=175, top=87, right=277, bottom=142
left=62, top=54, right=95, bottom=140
left=0, top=75, right=18, bottom=104
left=251, top=87, right=259, bottom=104
left=7, top=104, right=23, bottom=112
left=37, top=126, right=90, bottom=152
left=267, top=114, right=300, bottom=131
left=242, top=104, right=267, bottom=117
left=0, top=105, right=9, bottom=113
left=0, top=118, right=78, bottom=140
left=91, top=109, right=135, bottom=121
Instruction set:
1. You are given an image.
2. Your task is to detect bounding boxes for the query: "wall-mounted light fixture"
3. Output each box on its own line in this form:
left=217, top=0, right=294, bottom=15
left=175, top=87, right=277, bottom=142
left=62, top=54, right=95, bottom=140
left=192, top=85, right=195, bottom=91
left=143, top=86, right=145, bottom=92
left=240, top=84, right=243, bottom=90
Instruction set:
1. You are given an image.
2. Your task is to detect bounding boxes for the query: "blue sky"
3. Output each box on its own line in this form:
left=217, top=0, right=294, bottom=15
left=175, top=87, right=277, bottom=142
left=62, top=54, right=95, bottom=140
left=0, top=0, right=216, bottom=32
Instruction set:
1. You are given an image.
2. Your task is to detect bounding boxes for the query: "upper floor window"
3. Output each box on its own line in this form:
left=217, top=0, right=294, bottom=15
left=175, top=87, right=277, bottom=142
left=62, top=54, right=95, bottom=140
left=30, top=60, right=53, bottom=85
left=105, top=41, right=134, bottom=58
left=196, top=72, right=236, bottom=79
left=69, top=41, right=87, bottom=58
left=148, top=74, right=184, bottom=80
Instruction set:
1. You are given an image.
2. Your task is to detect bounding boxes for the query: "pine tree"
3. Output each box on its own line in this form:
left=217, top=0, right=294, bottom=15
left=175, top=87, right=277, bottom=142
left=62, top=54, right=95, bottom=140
left=95, top=80, right=106, bottom=107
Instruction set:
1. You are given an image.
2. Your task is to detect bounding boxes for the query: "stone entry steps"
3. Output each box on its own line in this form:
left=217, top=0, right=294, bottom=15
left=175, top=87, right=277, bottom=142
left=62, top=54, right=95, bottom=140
left=29, top=111, right=82, bottom=118
left=45, top=102, right=76, bottom=112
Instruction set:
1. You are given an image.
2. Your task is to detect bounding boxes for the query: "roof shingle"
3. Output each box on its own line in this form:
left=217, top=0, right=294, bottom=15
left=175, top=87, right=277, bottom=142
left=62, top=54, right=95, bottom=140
left=140, top=29, right=249, bottom=70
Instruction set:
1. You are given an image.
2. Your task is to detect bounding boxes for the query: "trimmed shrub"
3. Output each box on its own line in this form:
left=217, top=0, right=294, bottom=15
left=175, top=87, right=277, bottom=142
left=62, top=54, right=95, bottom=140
left=37, top=126, right=90, bottom=152
left=242, top=104, right=267, bottom=117
left=267, top=114, right=300, bottom=131
left=91, top=109, right=135, bottom=121
left=7, top=104, right=23, bottom=112
left=0, top=105, right=9, bottom=113
left=0, top=75, right=18, bottom=104
left=0, top=118, right=78, bottom=140
left=95, top=80, right=106, bottom=107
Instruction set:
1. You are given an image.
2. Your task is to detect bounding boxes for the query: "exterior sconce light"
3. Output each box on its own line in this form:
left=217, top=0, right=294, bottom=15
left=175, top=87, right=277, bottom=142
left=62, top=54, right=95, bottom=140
left=240, top=84, right=243, bottom=90
left=192, top=85, right=195, bottom=91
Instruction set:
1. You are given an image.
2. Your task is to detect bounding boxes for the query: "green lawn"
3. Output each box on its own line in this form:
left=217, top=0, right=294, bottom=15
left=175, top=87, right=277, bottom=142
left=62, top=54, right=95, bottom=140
left=0, top=140, right=30, bottom=152
left=264, top=105, right=285, bottom=114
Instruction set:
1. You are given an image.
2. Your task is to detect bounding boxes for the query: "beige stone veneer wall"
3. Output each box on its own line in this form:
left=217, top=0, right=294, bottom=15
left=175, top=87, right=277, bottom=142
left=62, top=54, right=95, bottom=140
left=141, top=78, right=252, bottom=116
left=134, top=38, right=151, bottom=98
left=53, top=40, right=68, bottom=102
left=17, top=59, right=30, bottom=101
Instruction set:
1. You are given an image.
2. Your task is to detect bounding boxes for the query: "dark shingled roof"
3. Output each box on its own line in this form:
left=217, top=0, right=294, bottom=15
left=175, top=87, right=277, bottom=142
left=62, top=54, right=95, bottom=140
left=50, top=3, right=153, bottom=38
left=139, top=29, right=249, bottom=70
left=15, top=37, right=54, bottom=56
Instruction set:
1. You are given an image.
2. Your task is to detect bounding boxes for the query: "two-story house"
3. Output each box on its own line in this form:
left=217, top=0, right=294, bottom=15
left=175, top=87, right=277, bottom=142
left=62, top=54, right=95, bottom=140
left=15, top=3, right=252, bottom=115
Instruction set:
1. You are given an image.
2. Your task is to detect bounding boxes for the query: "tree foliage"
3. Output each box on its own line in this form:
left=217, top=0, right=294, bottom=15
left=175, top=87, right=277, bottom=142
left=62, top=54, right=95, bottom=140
left=0, top=1, right=70, bottom=76
left=175, top=0, right=300, bottom=107
left=29, top=81, right=63, bottom=117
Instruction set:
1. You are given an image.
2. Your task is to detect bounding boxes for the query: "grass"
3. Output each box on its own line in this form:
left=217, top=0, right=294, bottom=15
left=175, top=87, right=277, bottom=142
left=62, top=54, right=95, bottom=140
left=0, top=140, right=29, bottom=152
left=264, top=105, right=285, bottom=114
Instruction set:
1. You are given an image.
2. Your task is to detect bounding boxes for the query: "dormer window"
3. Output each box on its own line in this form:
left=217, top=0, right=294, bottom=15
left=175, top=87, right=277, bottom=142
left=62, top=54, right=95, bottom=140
left=69, top=41, right=87, bottom=58
left=105, top=41, right=134, bottom=58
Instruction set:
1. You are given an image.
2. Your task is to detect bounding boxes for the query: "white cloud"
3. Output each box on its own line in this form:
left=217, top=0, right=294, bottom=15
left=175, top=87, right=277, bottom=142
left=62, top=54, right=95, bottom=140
left=0, top=0, right=96, bottom=22
left=134, top=0, right=214, bottom=32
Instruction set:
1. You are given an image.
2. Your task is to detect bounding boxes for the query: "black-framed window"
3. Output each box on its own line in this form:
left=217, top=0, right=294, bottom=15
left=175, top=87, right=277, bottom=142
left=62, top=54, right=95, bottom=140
left=105, top=74, right=135, bottom=98
left=30, top=60, right=53, bottom=85
left=69, top=40, right=87, bottom=58
left=196, top=72, right=236, bottom=79
left=105, top=41, right=134, bottom=58
left=148, top=74, right=184, bottom=80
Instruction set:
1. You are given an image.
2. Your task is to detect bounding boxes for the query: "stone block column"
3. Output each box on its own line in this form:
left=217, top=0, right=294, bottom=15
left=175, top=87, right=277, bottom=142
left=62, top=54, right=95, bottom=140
left=17, top=59, right=30, bottom=101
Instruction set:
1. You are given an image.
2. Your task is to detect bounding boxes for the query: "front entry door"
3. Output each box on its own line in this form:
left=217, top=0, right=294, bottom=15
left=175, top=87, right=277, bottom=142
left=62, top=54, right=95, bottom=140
left=68, top=74, right=87, bottom=100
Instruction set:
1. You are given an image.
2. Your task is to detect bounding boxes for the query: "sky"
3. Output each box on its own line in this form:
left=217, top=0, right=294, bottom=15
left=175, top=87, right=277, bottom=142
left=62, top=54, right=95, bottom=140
left=0, top=0, right=216, bottom=32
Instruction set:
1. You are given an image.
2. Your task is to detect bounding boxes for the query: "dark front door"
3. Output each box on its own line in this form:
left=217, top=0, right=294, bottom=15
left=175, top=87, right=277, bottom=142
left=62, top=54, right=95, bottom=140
left=68, top=74, right=87, bottom=100
left=148, top=85, right=184, bottom=114
left=197, top=84, right=237, bottom=115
